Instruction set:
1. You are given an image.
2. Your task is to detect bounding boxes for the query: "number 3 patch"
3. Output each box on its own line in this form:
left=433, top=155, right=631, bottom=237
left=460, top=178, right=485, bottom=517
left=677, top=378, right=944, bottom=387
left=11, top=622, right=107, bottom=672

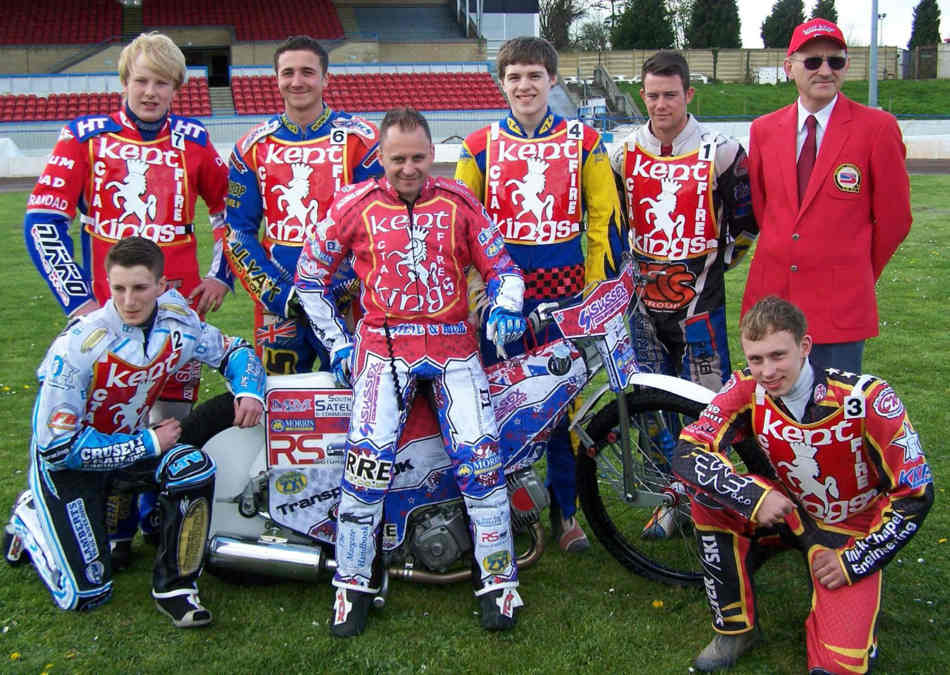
left=844, top=394, right=865, bottom=419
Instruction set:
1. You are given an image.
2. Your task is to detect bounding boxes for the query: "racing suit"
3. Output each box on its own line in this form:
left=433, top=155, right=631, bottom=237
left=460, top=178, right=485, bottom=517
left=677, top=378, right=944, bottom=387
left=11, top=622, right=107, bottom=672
left=295, top=176, right=525, bottom=596
left=12, top=290, right=266, bottom=611
left=226, top=109, right=381, bottom=375
left=610, top=114, right=757, bottom=392
left=23, top=106, right=231, bottom=404
left=456, top=108, right=626, bottom=521
left=672, top=365, right=933, bottom=673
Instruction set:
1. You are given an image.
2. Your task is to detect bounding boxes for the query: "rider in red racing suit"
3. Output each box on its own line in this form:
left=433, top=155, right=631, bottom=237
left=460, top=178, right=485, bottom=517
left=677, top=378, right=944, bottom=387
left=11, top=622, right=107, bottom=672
left=23, top=33, right=232, bottom=560
left=672, top=348, right=933, bottom=672
left=296, top=171, right=526, bottom=633
left=23, top=108, right=230, bottom=403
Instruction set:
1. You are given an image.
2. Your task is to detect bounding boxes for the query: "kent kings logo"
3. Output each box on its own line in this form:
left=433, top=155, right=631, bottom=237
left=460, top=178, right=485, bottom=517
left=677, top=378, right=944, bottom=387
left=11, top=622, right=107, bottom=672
left=488, top=135, right=581, bottom=245
left=627, top=153, right=716, bottom=260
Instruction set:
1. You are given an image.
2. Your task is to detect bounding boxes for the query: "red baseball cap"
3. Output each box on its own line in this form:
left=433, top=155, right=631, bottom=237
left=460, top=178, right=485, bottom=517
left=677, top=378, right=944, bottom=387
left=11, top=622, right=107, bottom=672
left=787, top=18, right=847, bottom=56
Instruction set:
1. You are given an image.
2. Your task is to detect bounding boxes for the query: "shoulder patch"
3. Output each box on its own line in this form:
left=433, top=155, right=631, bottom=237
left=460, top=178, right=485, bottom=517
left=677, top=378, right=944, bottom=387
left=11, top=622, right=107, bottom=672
left=158, top=302, right=192, bottom=317
left=435, top=175, right=478, bottom=204
left=870, top=381, right=904, bottom=419
left=80, top=327, right=108, bottom=353
left=156, top=289, right=198, bottom=322
left=331, top=178, right=378, bottom=216
left=332, top=115, right=377, bottom=141
left=240, top=117, right=281, bottom=155
left=69, top=115, right=121, bottom=142
left=170, top=116, right=209, bottom=147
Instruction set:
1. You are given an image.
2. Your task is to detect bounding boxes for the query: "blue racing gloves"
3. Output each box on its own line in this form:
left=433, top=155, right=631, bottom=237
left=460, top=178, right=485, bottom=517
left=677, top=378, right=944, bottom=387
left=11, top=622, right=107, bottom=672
left=331, top=343, right=354, bottom=388
left=486, top=306, right=526, bottom=358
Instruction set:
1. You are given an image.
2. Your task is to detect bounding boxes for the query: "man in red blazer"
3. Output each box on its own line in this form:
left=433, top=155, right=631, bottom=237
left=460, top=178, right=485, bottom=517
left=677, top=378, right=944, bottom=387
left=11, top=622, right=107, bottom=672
left=743, top=18, right=911, bottom=374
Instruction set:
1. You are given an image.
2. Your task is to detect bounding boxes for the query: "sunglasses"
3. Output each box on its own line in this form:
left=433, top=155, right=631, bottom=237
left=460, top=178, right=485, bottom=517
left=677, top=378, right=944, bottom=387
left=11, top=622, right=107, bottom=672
left=794, top=55, right=847, bottom=71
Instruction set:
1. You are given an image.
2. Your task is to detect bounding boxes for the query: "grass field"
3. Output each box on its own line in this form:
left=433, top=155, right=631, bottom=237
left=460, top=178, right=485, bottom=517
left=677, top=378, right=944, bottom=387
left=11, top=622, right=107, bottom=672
left=617, top=78, right=950, bottom=119
left=0, top=181, right=947, bottom=674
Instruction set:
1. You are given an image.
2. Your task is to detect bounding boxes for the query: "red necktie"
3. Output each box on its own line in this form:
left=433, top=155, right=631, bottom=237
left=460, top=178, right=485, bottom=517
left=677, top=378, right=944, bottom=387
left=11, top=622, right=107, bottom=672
left=797, top=115, right=817, bottom=205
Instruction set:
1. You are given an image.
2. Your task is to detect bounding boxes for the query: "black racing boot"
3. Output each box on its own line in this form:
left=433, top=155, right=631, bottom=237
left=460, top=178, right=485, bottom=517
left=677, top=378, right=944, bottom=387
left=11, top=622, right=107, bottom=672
left=693, top=628, right=761, bottom=671
left=153, top=588, right=213, bottom=628
left=478, top=587, right=522, bottom=631
left=330, top=587, right=373, bottom=638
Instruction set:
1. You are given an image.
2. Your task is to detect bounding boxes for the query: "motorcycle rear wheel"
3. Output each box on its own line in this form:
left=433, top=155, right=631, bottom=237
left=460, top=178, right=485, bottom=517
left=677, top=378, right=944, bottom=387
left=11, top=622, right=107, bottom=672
left=577, top=388, right=706, bottom=587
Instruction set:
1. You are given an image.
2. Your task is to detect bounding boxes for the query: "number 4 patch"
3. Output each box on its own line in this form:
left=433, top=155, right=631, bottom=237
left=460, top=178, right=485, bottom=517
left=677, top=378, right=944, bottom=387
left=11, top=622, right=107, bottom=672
left=844, top=394, right=865, bottom=419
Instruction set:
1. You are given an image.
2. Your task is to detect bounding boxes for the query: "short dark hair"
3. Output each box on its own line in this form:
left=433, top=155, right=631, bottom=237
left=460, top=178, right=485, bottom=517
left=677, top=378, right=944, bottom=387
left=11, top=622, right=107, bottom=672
left=274, top=35, right=328, bottom=74
left=496, top=36, right=558, bottom=80
left=642, top=50, right=690, bottom=92
left=380, top=107, right=431, bottom=145
left=740, top=296, right=808, bottom=343
left=105, top=237, right=164, bottom=279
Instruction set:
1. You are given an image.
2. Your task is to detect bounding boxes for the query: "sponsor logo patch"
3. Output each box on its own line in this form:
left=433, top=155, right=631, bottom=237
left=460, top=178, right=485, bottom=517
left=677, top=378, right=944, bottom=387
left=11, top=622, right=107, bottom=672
left=482, top=550, right=511, bottom=573
left=833, top=163, right=861, bottom=194
left=873, top=386, right=904, bottom=419
left=276, top=470, right=308, bottom=495
left=66, top=498, right=99, bottom=564
left=48, top=406, right=80, bottom=433
left=85, top=560, right=106, bottom=584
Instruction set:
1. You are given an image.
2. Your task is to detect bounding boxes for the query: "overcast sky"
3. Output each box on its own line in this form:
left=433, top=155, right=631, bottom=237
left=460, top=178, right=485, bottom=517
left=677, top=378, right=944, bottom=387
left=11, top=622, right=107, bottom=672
left=738, top=0, right=950, bottom=49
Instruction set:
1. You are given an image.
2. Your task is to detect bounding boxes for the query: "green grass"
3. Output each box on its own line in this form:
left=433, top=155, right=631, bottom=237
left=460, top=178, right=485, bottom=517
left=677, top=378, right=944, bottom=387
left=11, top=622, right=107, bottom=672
left=1, top=180, right=948, bottom=673
left=617, top=78, right=950, bottom=119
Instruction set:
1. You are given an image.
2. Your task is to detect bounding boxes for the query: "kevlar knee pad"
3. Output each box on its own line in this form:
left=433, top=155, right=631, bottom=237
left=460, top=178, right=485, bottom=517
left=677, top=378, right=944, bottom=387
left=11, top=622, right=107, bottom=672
left=152, top=445, right=215, bottom=591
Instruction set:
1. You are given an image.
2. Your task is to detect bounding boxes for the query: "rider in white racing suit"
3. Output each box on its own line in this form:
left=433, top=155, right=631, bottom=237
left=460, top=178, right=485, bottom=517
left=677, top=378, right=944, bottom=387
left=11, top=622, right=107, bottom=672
left=6, top=238, right=265, bottom=627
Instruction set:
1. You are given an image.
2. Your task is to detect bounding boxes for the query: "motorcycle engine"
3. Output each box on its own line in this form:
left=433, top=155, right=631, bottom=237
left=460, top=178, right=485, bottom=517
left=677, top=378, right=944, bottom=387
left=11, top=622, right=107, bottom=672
left=408, top=503, right=472, bottom=572
left=506, top=467, right=550, bottom=533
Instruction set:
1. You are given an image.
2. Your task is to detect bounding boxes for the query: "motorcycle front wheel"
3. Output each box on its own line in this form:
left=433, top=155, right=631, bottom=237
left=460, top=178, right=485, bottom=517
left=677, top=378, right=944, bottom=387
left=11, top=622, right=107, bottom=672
left=577, top=388, right=706, bottom=587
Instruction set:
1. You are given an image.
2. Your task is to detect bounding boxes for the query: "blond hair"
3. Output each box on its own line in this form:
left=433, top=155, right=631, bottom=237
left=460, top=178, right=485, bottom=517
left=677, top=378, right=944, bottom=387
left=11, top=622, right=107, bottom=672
left=118, top=32, right=186, bottom=90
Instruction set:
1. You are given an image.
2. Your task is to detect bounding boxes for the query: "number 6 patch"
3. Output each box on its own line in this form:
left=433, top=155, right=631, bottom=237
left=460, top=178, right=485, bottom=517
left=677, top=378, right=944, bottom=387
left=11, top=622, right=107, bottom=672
left=331, top=128, right=346, bottom=145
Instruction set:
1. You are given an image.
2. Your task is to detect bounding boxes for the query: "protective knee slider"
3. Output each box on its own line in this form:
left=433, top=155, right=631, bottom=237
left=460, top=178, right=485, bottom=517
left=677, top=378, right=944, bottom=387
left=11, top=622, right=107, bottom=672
left=155, top=444, right=216, bottom=494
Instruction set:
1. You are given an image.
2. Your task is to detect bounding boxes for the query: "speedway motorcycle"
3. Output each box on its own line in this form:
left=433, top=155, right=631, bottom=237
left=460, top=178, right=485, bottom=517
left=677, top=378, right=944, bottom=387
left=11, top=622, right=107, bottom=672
left=204, top=256, right=719, bottom=598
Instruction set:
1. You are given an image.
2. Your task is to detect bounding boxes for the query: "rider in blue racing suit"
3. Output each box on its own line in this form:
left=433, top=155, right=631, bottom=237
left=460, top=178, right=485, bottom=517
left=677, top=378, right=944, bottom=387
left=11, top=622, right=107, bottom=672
left=225, top=36, right=381, bottom=376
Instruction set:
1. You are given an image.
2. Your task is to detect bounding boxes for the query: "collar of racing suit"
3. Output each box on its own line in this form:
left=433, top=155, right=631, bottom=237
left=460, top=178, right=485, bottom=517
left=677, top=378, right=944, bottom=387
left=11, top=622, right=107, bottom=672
left=502, top=107, right=561, bottom=139
left=641, top=113, right=700, bottom=156
left=377, top=175, right=438, bottom=205
left=279, top=105, right=333, bottom=138
left=779, top=358, right=815, bottom=422
left=123, top=102, right=169, bottom=142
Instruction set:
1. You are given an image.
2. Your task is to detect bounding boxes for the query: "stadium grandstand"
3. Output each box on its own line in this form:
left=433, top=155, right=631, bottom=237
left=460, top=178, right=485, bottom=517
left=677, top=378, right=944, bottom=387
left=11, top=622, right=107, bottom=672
left=0, top=0, right=583, bottom=171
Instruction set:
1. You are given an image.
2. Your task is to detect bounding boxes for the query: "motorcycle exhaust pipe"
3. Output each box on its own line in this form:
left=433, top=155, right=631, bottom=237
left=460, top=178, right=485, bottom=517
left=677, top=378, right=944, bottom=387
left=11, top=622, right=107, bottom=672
left=209, top=520, right=546, bottom=586
left=207, top=534, right=332, bottom=582
left=386, top=520, right=546, bottom=584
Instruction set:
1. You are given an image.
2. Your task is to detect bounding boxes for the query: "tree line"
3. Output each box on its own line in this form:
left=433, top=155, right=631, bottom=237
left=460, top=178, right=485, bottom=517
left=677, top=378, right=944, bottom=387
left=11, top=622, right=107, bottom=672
left=542, top=0, right=941, bottom=53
